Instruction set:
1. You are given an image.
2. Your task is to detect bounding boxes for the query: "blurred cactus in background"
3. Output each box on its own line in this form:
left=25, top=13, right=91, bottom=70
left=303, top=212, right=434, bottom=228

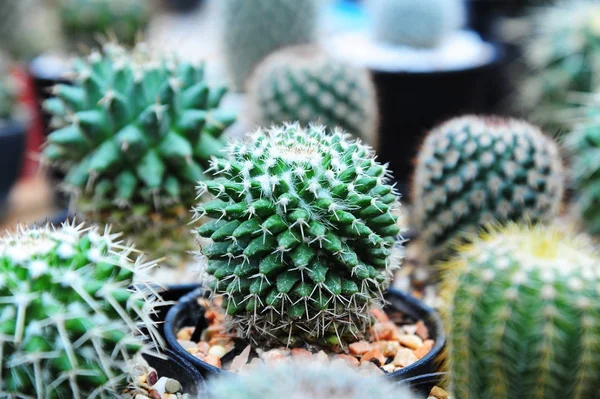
left=442, top=224, right=600, bottom=399
left=412, top=116, right=564, bottom=261
left=221, top=0, right=318, bottom=92
left=247, top=45, right=378, bottom=147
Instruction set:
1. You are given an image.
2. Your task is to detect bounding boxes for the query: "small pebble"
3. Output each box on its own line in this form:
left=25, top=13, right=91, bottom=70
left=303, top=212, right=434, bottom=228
left=393, top=347, right=419, bottom=367
left=165, top=379, right=181, bottom=394
left=397, top=334, right=423, bottom=350
left=208, top=345, right=227, bottom=359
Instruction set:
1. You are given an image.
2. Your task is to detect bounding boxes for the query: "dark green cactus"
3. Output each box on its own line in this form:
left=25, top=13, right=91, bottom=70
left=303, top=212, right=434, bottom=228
left=442, top=223, right=600, bottom=399
left=194, top=124, right=403, bottom=348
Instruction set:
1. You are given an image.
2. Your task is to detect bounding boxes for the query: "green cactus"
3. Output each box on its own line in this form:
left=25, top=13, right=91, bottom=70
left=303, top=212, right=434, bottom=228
left=522, top=1, right=600, bottom=133
left=58, top=0, right=151, bottom=48
left=207, top=361, right=417, bottom=399
left=0, top=221, right=163, bottom=398
left=221, top=0, right=318, bottom=92
left=442, top=223, right=600, bottom=399
left=247, top=45, right=379, bottom=147
left=367, top=0, right=465, bottom=48
left=194, top=124, right=403, bottom=348
left=43, top=42, right=236, bottom=268
left=412, top=116, right=564, bottom=260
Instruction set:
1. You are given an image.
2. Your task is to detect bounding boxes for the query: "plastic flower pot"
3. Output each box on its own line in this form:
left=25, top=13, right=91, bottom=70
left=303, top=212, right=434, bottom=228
left=143, top=349, right=206, bottom=398
left=164, top=287, right=445, bottom=381
left=0, top=120, right=26, bottom=221
left=396, top=372, right=448, bottom=398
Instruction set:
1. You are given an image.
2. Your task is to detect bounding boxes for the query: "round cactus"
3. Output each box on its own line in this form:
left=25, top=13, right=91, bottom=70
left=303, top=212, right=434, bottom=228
left=43, top=42, right=236, bottom=266
left=221, top=0, right=318, bottom=92
left=0, top=222, right=162, bottom=398
left=247, top=46, right=379, bottom=147
left=442, top=224, right=600, bottom=399
left=522, top=1, right=600, bottom=133
left=412, top=116, right=564, bottom=260
left=207, top=361, right=417, bottom=399
left=367, top=0, right=465, bottom=48
left=194, top=124, right=404, bottom=348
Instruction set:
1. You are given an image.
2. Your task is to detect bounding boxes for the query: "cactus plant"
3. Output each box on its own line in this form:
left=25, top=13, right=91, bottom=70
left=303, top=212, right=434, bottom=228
left=0, top=221, right=162, bottom=398
left=58, top=0, right=151, bottom=48
left=522, top=0, right=600, bottom=133
left=412, top=116, right=564, bottom=260
left=247, top=45, right=379, bottom=147
left=442, top=223, right=600, bottom=399
left=194, top=124, right=404, bottom=348
left=207, top=361, right=417, bottom=399
left=43, top=42, right=236, bottom=268
left=221, top=0, right=318, bottom=92
left=367, top=0, right=465, bottom=48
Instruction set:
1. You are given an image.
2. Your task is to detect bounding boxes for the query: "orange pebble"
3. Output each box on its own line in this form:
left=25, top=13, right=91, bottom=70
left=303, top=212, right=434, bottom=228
left=415, top=321, right=429, bottom=340
left=370, top=322, right=396, bottom=341
left=197, top=341, right=210, bottom=354
left=291, top=348, right=313, bottom=359
left=370, top=308, right=390, bottom=323
left=203, top=354, right=222, bottom=368
left=349, top=341, right=372, bottom=355
left=413, top=339, right=434, bottom=359
left=335, top=354, right=360, bottom=367
left=360, top=349, right=386, bottom=366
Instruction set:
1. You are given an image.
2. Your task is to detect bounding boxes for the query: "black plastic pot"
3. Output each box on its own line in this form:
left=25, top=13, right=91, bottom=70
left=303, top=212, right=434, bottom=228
left=397, top=372, right=448, bottom=398
left=0, top=120, right=26, bottom=221
left=143, top=349, right=205, bottom=398
left=161, top=0, right=204, bottom=13
left=165, top=287, right=445, bottom=381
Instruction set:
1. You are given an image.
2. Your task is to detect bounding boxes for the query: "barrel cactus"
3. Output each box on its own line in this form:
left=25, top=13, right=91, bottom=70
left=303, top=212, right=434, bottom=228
left=221, top=0, right=318, bottom=92
left=247, top=46, right=379, bottom=147
left=442, top=224, right=600, bottom=399
left=43, top=42, right=236, bottom=268
left=367, top=0, right=465, bottom=48
left=0, top=222, right=162, bottom=398
left=412, top=116, right=564, bottom=261
left=208, top=361, right=417, bottom=399
left=194, top=124, right=404, bottom=348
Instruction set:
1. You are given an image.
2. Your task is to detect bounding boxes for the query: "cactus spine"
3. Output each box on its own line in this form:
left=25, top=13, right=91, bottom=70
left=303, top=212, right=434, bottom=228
left=0, top=222, right=162, bottom=398
left=247, top=45, right=379, bottom=147
left=442, top=224, right=600, bottom=399
left=195, top=124, right=403, bottom=348
left=412, top=116, right=564, bottom=260
left=221, top=0, right=318, bottom=92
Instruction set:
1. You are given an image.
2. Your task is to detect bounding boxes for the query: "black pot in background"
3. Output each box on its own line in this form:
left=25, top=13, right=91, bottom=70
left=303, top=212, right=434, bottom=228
left=396, top=372, right=448, bottom=398
left=164, top=287, right=445, bottom=381
left=0, top=120, right=26, bottom=221
left=143, top=349, right=205, bottom=398
left=161, top=0, right=204, bottom=13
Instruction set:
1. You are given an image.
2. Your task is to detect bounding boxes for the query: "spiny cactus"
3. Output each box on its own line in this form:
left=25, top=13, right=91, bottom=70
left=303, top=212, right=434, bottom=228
left=58, top=0, right=151, bottom=48
left=43, top=42, right=236, bottom=267
left=194, top=124, right=404, bottom=348
left=0, top=221, right=163, bottom=398
left=368, top=0, right=465, bottom=48
left=207, top=361, right=417, bottom=399
left=442, top=224, right=600, bottom=399
left=412, top=116, right=564, bottom=261
left=522, top=0, right=600, bottom=133
left=221, top=0, right=318, bottom=92
left=247, top=46, right=379, bottom=147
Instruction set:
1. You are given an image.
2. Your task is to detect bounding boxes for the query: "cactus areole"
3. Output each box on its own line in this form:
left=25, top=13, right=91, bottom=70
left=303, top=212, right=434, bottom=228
left=194, top=124, right=404, bottom=348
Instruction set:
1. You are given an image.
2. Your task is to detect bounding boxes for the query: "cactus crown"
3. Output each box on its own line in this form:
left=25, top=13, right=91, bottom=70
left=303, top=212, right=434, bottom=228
left=412, top=115, right=564, bottom=260
left=442, top=224, right=600, bottom=399
left=222, top=0, right=318, bottom=91
left=207, top=361, right=417, bottom=399
left=247, top=45, right=378, bottom=146
left=195, top=124, right=403, bottom=348
left=0, top=222, right=163, bottom=398
left=43, top=42, right=235, bottom=211
left=368, top=0, right=465, bottom=48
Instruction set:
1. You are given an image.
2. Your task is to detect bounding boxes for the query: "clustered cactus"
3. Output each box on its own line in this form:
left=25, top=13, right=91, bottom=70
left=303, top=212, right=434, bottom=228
left=195, top=124, right=403, bottom=348
left=43, top=42, right=235, bottom=265
left=0, top=222, right=162, bottom=398
left=522, top=0, right=600, bottom=133
left=207, top=361, right=417, bottom=399
left=368, top=0, right=465, bottom=48
left=247, top=46, right=379, bottom=147
left=442, top=224, right=600, bottom=399
left=412, top=116, right=564, bottom=260
left=221, top=0, right=318, bottom=92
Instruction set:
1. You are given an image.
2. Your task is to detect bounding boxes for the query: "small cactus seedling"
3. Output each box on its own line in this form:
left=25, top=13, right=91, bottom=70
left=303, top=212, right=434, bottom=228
left=194, top=124, right=404, bottom=348
left=43, top=42, right=236, bottom=266
left=412, top=115, right=564, bottom=261
left=368, top=0, right=465, bottom=48
left=221, top=0, right=318, bottom=92
left=207, top=360, right=417, bottom=399
left=0, top=222, right=162, bottom=398
left=442, top=224, right=600, bottom=399
left=247, top=46, right=379, bottom=147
